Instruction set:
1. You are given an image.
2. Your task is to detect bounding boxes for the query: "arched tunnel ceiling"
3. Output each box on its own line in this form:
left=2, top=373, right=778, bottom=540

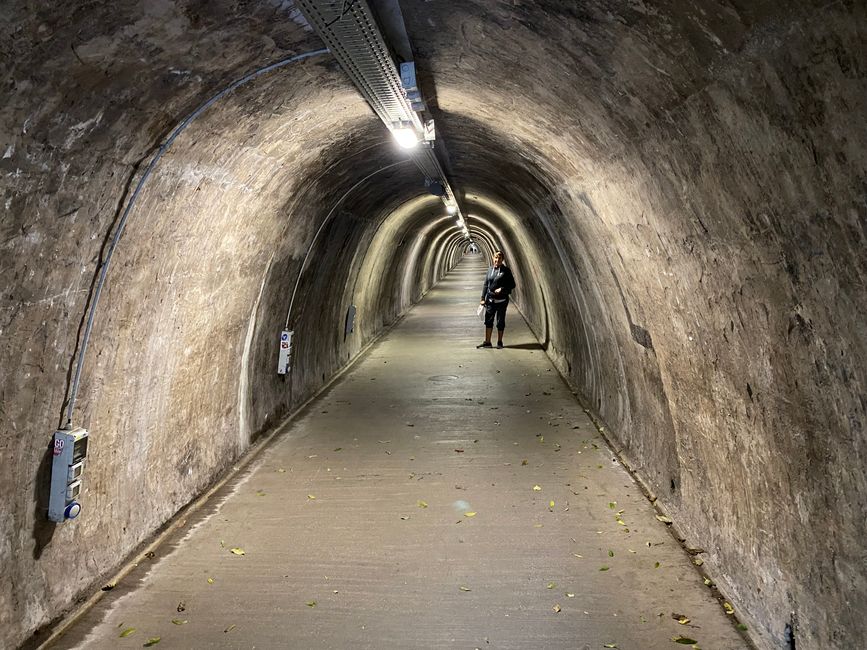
left=1, top=2, right=866, bottom=649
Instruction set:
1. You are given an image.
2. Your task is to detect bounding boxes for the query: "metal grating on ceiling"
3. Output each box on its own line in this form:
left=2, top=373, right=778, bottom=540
left=296, top=0, right=466, bottom=224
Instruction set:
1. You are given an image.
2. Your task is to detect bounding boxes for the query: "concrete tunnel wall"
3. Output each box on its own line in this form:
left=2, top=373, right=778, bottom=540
left=1, top=1, right=865, bottom=649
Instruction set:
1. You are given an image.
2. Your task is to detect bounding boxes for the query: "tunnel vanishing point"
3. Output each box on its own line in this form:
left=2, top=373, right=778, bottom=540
left=1, top=1, right=866, bottom=649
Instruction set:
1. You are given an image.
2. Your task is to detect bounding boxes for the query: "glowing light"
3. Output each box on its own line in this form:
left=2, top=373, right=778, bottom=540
left=446, top=204, right=457, bottom=215
left=392, top=124, right=420, bottom=148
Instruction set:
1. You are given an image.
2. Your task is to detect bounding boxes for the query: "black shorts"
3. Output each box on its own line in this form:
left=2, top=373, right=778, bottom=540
left=484, top=299, right=509, bottom=330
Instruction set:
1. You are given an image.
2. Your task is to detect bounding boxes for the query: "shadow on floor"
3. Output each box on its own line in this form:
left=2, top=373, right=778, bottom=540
left=505, top=342, right=546, bottom=350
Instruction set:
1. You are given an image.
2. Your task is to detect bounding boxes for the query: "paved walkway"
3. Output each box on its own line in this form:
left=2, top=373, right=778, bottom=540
left=53, top=254, right=747, bottom=650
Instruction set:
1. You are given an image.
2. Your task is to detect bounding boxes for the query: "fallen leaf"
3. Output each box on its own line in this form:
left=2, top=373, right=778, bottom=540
left=417, top=500, right=428, bottom=508
left=566, top=592, right=575, bottom=598
left=143, top=637, right=161, bottom=647
left=736, top=623, right=748, bottom=631
left=608, top=502, right=616, bottom=509
left=604, top=644, right=618, bottom=649
left=454, top=449, right=464, bottom=453
left=572, top=553, right=583, bottom=558
left=703, top=578, right=714, bottom=587
left=539, top=436, right=544, bottom=443
left=693, top=558, right=704, bottom=566
left=459, top=586, right=472, bottom=592
left=307, top=495, right=316, bottom=500
left=608, top=550, right=615, bottom=557
left=533, top=485, right=542, bottom=491
left=547, top=582, right=556, bottom=589
left=654, top=562, right=661, bottom=568
left=176, top=602, right=186, bottom=612
left=171, top=619, right=188, bottom=625
left=552, top=604, right=561, bottom=613
left=599, top=566, right=610, bottom=571
left=277, top=468, right=286, bottom=473
left=224, top=624, right=236, bottom=633
left=672, top=613, right=690, bottom=625
left=724, top=602, right=734, bottom=615
left=230, top=548, right=245, bottom=556
left=207, top=577, right=215, bottom=584
left=549, top=500, right=555, bottom=509
left=306, top=601, right=317, bottom=607
left=400, top=515, right=410, bottom=520
left=521, top=459, right=528, bottom=466
left=655, top=515, right=673, bottom=524
left=119, top=628, right=136, bottom=638
left=256, top=490, right=266, bottom=497
left=673, top=636, right=698, bottom=645
left=464, top=512, right=476, bottom=517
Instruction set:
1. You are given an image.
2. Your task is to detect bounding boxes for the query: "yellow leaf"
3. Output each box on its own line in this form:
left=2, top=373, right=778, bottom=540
left=417, top=500, right=428, bottom=508
left=678, top=617, right=690, bottom=625
left=552, top=604, right=561, bottom=613
left=277, top=468, right=286, bottom=473
left=230, top=547, right=245, bottom=556
left=572, top=553, right=583, bottom=558
left=307, top=495, right=316, bottom=500
left=207, top=577, right=215, bottom=584
left=224, top=624, right=236, bottom=633
left=539, top=436, right=544, bottom=443
left=655, top=515, right=673, bottom=524
left=306, top=601, right=317, bottom=607
left=547, top=582, right=555, bottom=589
left=171, top=619, right=188, bottom=625
left=143, top=637, right=161, bottom=647
left=119, top=628, right=136, bottom=638
left=566, top=592, right=575, bottom=598
left=464, top=512, right=476, bottom=517
left=724, top=602, right=734, bottom=615
left=459, top=586, right=472, bottom=592
left=549, top=500, right=555, bottom=508
left=532, top=485, right=542, bottom=491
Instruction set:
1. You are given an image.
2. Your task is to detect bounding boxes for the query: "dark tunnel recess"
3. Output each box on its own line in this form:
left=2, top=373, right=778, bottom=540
left=1, top=2, right=865, bottom=649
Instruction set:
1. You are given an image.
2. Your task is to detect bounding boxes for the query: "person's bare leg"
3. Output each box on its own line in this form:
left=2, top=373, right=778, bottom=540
left=497, top=330, right=503, bottom=345
left=485, top=327, right=493, bottom=343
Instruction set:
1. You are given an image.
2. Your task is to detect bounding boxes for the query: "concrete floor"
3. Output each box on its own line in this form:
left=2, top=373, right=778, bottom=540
left=51, top=255, right=748, bottom=650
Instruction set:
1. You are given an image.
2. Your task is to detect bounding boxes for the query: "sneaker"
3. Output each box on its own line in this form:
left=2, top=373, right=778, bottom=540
left=497, top=341, right=504, bottom=349
left=476, top=341, right=493, bottom=349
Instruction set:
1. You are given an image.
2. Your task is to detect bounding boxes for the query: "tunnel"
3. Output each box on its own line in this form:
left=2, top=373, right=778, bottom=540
left=1, top=1, right=865, bottom=648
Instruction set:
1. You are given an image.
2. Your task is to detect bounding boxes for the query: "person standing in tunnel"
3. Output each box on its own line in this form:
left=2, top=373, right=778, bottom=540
left=477, top=250, right=516, bottom=349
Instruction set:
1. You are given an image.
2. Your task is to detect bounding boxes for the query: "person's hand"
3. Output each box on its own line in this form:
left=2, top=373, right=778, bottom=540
left=494, top=287, right=502, bottom=294
left=480, top=300, right=485, bottom=305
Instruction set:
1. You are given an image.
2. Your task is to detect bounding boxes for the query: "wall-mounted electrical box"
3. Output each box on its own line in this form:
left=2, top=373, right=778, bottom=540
left=48, top=427, right=89, bottom=523
left=278, top=329, right=294, bottom=375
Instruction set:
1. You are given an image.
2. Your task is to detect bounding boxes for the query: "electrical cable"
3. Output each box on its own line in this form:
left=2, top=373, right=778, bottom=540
left=283, top=158, right=413, bottom=330
left=64, top=47, right=330, bottom=427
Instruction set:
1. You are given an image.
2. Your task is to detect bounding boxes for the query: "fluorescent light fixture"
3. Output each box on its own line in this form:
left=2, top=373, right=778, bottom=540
left=446, top=204, right=457, bottom=215
left=392, top=123, right=420, bottom=149
left=455, top=219, right=464, bottom=228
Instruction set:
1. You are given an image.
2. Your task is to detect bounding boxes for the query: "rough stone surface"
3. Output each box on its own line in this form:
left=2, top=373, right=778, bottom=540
left=49, top=257, right=749, bottom=650
left=0, top=1, right=865, bottom=649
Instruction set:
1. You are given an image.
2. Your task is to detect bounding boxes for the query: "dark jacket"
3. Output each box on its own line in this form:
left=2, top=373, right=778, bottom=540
left=481, top=265, right=516, bottom=303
